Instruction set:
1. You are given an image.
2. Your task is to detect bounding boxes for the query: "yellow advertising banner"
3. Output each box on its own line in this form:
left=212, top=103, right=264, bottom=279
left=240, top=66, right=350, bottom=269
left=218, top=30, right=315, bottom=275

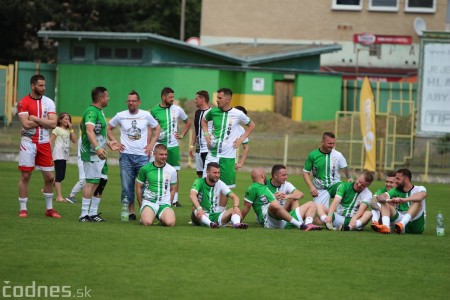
left=359, top=77, right=376, bottom=172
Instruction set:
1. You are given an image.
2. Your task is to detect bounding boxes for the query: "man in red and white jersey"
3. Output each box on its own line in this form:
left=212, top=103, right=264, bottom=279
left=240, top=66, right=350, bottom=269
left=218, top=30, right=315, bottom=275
left=17, top=74, right=61, bottom=218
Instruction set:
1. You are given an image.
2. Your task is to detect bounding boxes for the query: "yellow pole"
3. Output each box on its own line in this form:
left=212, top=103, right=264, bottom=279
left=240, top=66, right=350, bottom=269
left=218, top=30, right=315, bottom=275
left=187, top=129, right=193, bottom=169
left=283, top=134, right=288, bottom=166
left=423, top=141, right=429, bottom=183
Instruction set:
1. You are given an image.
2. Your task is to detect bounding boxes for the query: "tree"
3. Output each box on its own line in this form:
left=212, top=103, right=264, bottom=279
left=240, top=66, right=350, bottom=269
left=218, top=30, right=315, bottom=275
left=0, top=0, right=201, bottom=64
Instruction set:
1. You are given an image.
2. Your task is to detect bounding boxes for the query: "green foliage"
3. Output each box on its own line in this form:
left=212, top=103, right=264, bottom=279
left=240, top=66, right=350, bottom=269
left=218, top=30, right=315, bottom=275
left=1, top=161, right=449, bottom=299
left=0, top=0, right=201, bottom=64
left=436, top=133, right=450, bottom=155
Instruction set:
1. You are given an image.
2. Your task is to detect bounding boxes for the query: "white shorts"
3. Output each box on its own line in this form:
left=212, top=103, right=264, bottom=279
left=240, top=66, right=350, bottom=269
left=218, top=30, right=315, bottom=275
left=83, top=160, right=106, bottom=181
left=18, top=139, right=54, bottom=172
left=313, top=189, right=331, bottom=208
left=77, top=156, right=85, bottom=180
left=261, top=204, right=286, bottom=229
left=195, top=152, right=207, bottom=172
left=332, top=213, right=346, bottom=227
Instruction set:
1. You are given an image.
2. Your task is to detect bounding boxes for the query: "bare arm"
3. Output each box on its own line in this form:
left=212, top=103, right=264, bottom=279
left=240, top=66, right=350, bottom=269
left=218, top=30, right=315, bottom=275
left=325, top=196, right=342, bottom=223
left=29, top=113, right=57, bottom=129
left=170, top=184, right=176, bottom=205
left=235, top=143, right=249, bottom=170
left=175, top=118, right=192, bottom=140
left=350, top=203, right=368, bottom=227
left=392, top=191, right=427, bottom=204
left=201, top=118, right=211, bottom=147
left=241, top=201, right=253, bottom=220
left=146, top=124, right=160, bottom=156
left=343, top=167, right=353, bottom=182
left=233, top=121, right=255, bottom=149
left=18, top=113, right=39, bottom=130
left=303, top=172, right=318, bottom=197
left=136, top=182, right=143, bottom=208
left=189, top=190, right=205, bottom=221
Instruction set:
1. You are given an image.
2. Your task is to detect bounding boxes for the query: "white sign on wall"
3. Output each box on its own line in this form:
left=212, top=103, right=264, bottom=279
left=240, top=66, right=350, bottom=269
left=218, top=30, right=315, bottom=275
left=252, top=78, right=264, bottom=92
left=420, top=43, right=450, bottom=133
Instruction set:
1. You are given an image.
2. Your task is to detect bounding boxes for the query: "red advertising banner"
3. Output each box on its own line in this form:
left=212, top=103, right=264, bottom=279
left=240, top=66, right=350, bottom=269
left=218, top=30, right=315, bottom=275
left=354, top=33, right=412, bottom=45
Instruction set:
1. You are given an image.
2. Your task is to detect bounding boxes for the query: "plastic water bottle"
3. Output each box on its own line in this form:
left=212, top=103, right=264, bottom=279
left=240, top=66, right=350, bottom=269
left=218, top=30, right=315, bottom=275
left=436, top=211, right=444, bottom=236
left=121, top=196, right=129, bottom=222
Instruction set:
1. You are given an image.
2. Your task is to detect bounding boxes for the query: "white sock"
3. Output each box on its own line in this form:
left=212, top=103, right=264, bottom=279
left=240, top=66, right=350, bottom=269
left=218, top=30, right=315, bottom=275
left=320, top=215, right=327, bottom=222
left=372, top=210, right=380, bottom=222
left=200, top=214, right=212, bottom=226
left=19, top=197, right=28, bottom=210
left=89, top=197, right=101, bottom=216
left=305, top=217, right=313, bottom=225
left=401, top=213, right=411, bottom=226
left=355, top=220, right=362, bottom=229
left=289, top=217, right=302, bottom=229
left=382, top=216, right=390, bottom=227
left=231, top=213, right=241, bottom=225
left=173, top=192, right=179, bottom=203
left=43, top=193, right=53, bottom=210
left=81, top=198, right=91, bottom=217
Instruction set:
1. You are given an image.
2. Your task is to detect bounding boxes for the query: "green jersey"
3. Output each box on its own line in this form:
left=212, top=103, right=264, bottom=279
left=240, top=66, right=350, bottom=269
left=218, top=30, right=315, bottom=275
left=80, top=105, right=107, bottom=162
left=387, top=185, right=427, bottom=212
left=374, top=187, right=388, bottom=196
left=303, top=148, right=348, bottom=189
left=244, top=182, right=276, bottom=225
left=150, top=104, right=188, bottom=147
left=334, top=182, right=372, bottom=218
left=137, top=162, right=177, bottom=205
left=191, top=178, right=231, bottom=213
left=204, top=107, right=251, bottom=158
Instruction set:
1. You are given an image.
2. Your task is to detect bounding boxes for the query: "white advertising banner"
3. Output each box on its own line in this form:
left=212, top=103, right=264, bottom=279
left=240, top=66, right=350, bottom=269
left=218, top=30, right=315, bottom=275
left=420, top=43, right=450, bottom=133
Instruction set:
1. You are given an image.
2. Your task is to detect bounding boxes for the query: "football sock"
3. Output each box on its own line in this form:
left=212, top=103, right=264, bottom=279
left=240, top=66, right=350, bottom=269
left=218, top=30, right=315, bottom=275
left=372, top=210, right=380, bottom=222
left=200, top=214, right=211, bottom=226
left=320, top=215, right=327, bottom=222
left=173, top=192, right=179, bottom=204
left=19, top=197, right=28, bottom=210
left=356, top=220, right=362, bottom=229
left=289, top=218, right=302, bottom=229
left=401, top=213, right=411, bottom=227
left=305, top=217, right=313, bottom=225
left=231, top=213, right=240, bottom=225
left=382, top=216, right=390, bottom=227
left=81, top=198, right=91, bottom=217
left=43, top=193, right=53, bottom=210
left=89, top=197, right=100, bottom=216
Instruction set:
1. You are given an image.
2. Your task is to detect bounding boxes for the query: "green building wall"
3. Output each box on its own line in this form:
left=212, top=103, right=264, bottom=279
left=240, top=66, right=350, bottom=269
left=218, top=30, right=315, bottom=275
left=296, top=74, right=342, bottom=121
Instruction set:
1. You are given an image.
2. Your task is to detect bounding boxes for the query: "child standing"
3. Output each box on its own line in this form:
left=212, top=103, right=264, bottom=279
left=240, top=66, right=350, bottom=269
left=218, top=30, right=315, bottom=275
left=51, top=112, right=77, bottom=202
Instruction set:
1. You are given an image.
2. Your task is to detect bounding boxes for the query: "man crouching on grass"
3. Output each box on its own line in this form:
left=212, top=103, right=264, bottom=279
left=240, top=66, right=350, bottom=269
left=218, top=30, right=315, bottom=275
left=189, top=162, right=248, bottom=229
left=136, top=144, right=177, bottom=227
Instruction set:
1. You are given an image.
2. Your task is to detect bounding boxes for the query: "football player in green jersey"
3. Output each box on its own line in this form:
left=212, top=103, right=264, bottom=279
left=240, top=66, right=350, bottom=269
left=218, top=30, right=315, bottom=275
left=371, top=168, right=427, bottom=234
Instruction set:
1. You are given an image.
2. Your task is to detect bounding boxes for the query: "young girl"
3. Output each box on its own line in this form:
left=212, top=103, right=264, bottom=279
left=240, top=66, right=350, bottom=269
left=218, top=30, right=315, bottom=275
left=51, top=112, right=77, bottom=202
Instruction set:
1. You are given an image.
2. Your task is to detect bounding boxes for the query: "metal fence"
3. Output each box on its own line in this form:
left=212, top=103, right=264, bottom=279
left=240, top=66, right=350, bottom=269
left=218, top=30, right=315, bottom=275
left=2, top=120, right=449, bottom=183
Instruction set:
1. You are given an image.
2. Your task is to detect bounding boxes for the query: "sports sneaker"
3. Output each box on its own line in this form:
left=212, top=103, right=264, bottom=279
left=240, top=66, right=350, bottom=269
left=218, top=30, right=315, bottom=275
left=395, top=222, right=404, bottom=234
left=209, top=222, right=219, bottom=228
left=325, top=222, right=336, bottom=231
left=378, top=225, right=391, bottom=234
left=65, top=196, right=77, bottom=204
left=89, top=213, right=105, bottom=222
left=301, top=223, right=322, bottom=231
left=129, top=213, right=136, bottom=221
left=233, top=223, right=249, bottom=229
left=45, top=209, right=62, bottom=218
left=19, top=210, right=28, bottom=218
left=171, top=202, right=182, bottom=207
left=371, top=221, right=381, bottom=232
left=79, top=215, right=92, bottom=222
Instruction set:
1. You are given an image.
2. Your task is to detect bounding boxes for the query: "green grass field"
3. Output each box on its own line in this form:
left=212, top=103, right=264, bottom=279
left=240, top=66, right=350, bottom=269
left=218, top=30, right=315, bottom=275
left=1, top=161, right=449, bottom=300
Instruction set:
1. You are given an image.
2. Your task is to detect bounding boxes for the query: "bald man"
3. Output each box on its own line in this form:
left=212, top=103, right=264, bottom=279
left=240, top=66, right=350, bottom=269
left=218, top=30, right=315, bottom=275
left=241, top=168, right=321, bottom=230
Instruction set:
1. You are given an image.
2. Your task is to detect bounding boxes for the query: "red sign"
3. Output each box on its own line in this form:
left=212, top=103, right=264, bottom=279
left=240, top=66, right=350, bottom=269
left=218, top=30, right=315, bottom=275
left=354, top=33, right=412, bottom=45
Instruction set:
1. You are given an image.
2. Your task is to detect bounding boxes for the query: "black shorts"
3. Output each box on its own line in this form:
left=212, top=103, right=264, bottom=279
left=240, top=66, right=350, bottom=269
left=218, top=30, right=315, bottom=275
left=54, top=159, right=67, bottom=182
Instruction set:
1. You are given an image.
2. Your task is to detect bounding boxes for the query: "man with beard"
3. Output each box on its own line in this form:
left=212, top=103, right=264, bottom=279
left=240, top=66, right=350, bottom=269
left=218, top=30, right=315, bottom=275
left=189, top=162, right=248, bottom=229
left=17, top=74, right=60, bottom=218
left=371, top=168, right=427, bottom=234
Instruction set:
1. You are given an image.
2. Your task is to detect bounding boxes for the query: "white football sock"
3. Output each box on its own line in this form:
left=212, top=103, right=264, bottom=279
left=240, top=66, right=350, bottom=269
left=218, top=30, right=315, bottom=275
left=89, top=197, right=101, bottom=216
left=289, top=218, right=302, bottom=229
left=305, top=217, right=313, bottom=225
left=382, top=216, right=390, bottom=227
left=320, top=215, right=327, bottom=222
left=401, top=213, right=411, bottom=227
left=231, top=214, right=241, bottom=225
left=200, top=214, right=211, bottom=226
left=19, top=197, right=28, bottom=210
left=355, top=220, right=362, bottom=229
left=80, top=198, right=91, bottom=217
left=372, top=210, right=380, bottom=222
left=43, top=193, right=53, bottom=210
